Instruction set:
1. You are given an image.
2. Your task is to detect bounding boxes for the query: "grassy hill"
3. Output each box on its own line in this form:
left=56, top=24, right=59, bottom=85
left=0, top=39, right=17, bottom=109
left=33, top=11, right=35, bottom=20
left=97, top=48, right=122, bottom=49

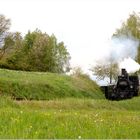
left=1, top=69, right=140, bottom=139
left=0, top=69, right=104, bottom=100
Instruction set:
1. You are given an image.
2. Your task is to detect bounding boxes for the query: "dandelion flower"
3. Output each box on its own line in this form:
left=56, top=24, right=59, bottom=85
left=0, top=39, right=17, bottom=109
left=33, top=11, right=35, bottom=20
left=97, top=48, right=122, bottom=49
left=74, top=113, right=77, bottom=115
left=78, top=136, right=81, bottom=139
left=35, top=131, right=38, bottom=134
left=95, top=114, right=98, bottom=117
left=30, top=125, right=32, bottom=128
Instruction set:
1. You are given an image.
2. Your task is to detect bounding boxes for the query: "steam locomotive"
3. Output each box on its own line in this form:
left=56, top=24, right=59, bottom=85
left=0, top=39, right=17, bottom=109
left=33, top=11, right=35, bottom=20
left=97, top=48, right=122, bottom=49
left=101, top=69, right=139, bottom=100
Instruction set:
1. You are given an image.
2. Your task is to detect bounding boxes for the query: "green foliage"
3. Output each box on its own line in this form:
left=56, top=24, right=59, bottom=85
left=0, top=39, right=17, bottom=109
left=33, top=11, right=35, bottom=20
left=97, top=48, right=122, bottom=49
left=0, top=16, right=70, bottom=73
left=0, top=32, right=25, bottom=71
left=0, top=69, right=103, bottom=100
left=0, top=29, right=70, bottom=73
left=114, top=12, right=140, bottom=38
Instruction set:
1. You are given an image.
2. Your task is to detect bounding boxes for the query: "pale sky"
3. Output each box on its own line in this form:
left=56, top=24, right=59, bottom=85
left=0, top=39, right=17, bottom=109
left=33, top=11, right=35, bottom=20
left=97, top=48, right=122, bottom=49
left=0, top=0, right=140, bottom=74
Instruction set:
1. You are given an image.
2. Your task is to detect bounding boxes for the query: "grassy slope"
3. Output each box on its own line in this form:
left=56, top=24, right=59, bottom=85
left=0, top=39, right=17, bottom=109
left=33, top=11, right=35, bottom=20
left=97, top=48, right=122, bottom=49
left=0, top=69, right=140, bottom=138
left=0, top=69, right=104, bottom=100
left=0, top=97, right=140, bottom=138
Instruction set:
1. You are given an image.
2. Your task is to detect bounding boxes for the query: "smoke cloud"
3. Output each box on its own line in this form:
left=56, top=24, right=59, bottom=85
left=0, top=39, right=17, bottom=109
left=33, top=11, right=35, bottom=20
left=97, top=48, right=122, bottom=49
left=93, top=35, right=140, bottom=85
left=119, top=57, right=140, bottom=73
left=103, top=35, right=140, bottom=73
left=109, top=35, right=139, bottom=62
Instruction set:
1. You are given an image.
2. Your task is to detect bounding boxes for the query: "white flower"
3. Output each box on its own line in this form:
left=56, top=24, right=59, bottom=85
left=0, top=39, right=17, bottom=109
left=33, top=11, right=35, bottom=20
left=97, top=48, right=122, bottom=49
left=74, top=113, right=77, bottom=115
left=95, top=113, right=98, bottom=117
left=30, top=125, right=32, bottom=128
left=78, top=136, right=81, bottom=139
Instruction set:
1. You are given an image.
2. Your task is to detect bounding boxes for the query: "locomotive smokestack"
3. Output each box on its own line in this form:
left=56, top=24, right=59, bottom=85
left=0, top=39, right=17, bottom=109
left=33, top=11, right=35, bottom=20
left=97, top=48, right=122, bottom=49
left=121, top=68, right=128, bottom=78
left=121, top=69, right=126, bottom=75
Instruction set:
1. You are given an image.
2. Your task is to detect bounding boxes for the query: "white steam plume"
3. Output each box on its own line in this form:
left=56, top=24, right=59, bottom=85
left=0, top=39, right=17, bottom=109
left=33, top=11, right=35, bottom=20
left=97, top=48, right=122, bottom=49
left=91, top=35, right=140, bottom=85
left=119, top=57, right=140, bottom=73
left=109, top=35, right=139, bottom=61
left=106, top=35, right=140, bottom=73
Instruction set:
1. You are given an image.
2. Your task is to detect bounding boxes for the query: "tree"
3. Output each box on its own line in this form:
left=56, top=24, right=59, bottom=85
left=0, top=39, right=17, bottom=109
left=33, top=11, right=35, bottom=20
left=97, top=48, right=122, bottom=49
left=113, top=12, right=140, bottom=63
left=5, top=32, right=25, bottom=68
left=0, top=15, right=11, bottom=43
left=4, top=29, right=71, bottom=73
left=25, top=30, right=71, bottom=72
left=70, top=66, right=90, bottom=80
left=0, top=15, right=11, bottom=60
left=90, top=56, right=119, bottom=84
left=71, top=66, right=84, bottom=76
left=1, top=32, right=22, bottom=57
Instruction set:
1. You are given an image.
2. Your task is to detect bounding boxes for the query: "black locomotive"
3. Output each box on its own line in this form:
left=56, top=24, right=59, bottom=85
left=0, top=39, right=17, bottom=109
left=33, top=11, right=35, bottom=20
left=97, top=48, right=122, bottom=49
left=101, top=69, right=139, bottom=100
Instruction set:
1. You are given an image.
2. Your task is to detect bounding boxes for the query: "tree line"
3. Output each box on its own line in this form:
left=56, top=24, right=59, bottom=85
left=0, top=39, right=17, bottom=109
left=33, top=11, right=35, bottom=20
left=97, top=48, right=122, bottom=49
left=0, top=15, right=70, bottom=73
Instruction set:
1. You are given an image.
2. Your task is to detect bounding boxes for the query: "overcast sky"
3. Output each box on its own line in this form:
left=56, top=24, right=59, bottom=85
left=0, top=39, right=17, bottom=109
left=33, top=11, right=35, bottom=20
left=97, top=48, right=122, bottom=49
left=0, top=0, right=140, bottom=74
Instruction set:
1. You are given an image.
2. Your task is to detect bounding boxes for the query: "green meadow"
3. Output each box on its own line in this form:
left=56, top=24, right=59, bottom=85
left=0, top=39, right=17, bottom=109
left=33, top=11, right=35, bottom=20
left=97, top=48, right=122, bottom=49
left=0, top=69, right=139, bottom=138
left=0, top=97, right=140, bottom=139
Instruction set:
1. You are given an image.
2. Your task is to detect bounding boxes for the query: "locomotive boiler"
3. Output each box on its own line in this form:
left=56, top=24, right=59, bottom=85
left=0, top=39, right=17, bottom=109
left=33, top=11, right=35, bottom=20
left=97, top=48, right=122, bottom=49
left=101, top=69, right=139, bottom=100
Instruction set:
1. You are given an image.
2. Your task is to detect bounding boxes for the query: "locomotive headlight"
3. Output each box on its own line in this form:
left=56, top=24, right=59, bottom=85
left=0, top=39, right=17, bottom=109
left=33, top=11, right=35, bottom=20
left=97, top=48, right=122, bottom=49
left=130, top=85, right=133, bottom=88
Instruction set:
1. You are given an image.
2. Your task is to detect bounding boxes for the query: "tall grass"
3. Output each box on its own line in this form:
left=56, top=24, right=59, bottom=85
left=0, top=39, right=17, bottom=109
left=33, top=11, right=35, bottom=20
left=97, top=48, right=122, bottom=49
left=0, top=96, right=139, bottom=138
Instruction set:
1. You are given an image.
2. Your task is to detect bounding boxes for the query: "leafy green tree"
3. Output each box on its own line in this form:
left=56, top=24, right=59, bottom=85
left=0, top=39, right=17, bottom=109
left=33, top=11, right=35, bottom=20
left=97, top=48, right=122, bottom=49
left=4, top=32, right=25, bottom=70
left=4, top=29, right=71, bottom=73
